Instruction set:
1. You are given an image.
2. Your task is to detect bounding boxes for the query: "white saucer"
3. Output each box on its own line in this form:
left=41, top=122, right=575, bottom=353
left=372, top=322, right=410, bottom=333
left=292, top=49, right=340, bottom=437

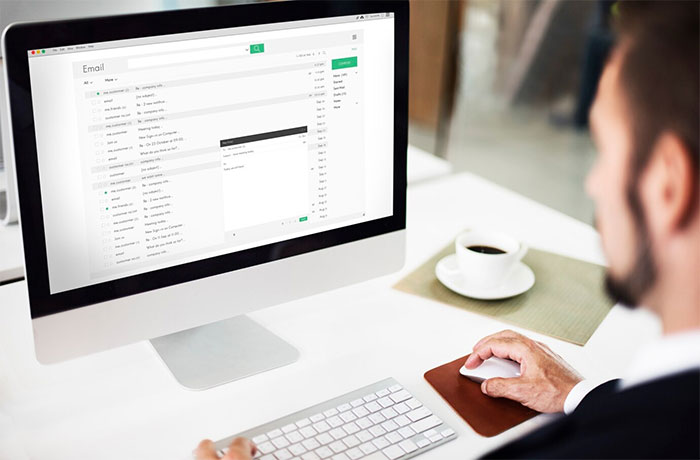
left=435, top=254, right=535, bottom=300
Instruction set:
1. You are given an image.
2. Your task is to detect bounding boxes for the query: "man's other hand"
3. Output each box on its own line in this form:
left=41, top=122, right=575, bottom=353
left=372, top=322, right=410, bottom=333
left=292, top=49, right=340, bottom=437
left=195, top=437, right=256, bottom=460
left=464, top=329, right=583, bottom=413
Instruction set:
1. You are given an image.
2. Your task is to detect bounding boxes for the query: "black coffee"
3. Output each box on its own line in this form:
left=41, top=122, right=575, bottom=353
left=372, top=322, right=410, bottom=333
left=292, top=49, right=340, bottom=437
left=467, top=245, right=506, bottom=255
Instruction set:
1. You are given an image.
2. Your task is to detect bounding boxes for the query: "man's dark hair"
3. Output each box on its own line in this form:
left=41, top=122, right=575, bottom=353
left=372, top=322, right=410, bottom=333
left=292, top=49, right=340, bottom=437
left=604, top=0, right=699, bottom=307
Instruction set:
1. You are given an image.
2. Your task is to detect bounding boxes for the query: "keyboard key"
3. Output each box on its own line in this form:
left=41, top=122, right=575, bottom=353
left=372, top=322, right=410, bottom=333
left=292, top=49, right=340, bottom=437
left=381, top=420, right=399, bottom=432
left=356, top=417, right=373, bottom=429
left=286, top=431, right=304, bottom=444
left=289, top=443, right=307, bottom=456
left=313, top=421, right=331, bottom=433
left=406, top=407, right=432, bottom=422
left=423, top=429, right=438, bottom=438
left=394, top=415, right=410, bottom=427
left=389, top=384, right=402, bottom=393
left=368, top=413, right=385, bottom=424
left=377, top=397, right=393, bottom=408
left=359, top=442, right=377, bottom=455
left=310, top=414, right=325, bottom=423
left=260, top=455, right=275, bottom=460
left=342, top=434, right=360, bottom=448
left=405, top=398, right=422, bottom=410
left=380, top=407, right=398, bottom=419
left=441, top=428, right=455, bottom=438
left=398, top=439, right=418, bottom=454
left=372, top=436, right=390, bottom=450
left=363, top=393, right=377, bottom=403
left=394, top=402, right=410, bottom=415
left=296, top=418, right=311, bottom=428
left=331, top=454, right=349, bottom=460
left=376, top=389, right=390, bottom=398
left=272, top=436, right=290, bottom=449
left=350, top=399, right=364, bottom=408
left=329, top=428, right=347, bottom=440
left=253, top=434, right=269, bottom=444
left=365, top=401, right=382, bottom=413
left=397, top=427, right=415, bottom=439
left=342, top=422, right=360, bottom=435
left=410, top=415, right=442, bottom=434
left=340, top=411, right=356, bottom=423
left=416, top=438, right=430, bottom=448
left=329, top=440, right=346, bottom=453
left=369, top=425, right=386, bottom=437
left=346, top=447, right=363, bottom=460
left=274, top=448, right=292, bottom=460
left=301, top=453, right=320, bottom=460
left=258, top=442, right=275, bottom=454
left=315, top=446, right=333, bottom=459
left=300, top=426, right=318, bottom=439
left=337, top=403, right=352, bottom=413
left=327, top=416, right=343, bottom=428
left=324, top=408, right=339, bottom=417
left=385, top=432, right=402, bottom=444
left=316, top=433, right=333, bottom=445
left=267, top=429, right=283, bottom=439
left=382, top=445, right=404, bottom=460
left=352, top=406, right=369, bottom=418
left=302, top=439, right=320, bottom=451
left=428, top=433, right=442, bottom=443
left=389, top=390, right=412, bottom=404
left=356, top=430, right=373, bottom=443
left=282, top=423, right=297, bottom=433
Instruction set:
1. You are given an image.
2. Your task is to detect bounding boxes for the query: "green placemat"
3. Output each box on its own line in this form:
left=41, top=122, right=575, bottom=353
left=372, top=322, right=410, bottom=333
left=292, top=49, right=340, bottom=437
left=394, top=242, right=614, bottom=345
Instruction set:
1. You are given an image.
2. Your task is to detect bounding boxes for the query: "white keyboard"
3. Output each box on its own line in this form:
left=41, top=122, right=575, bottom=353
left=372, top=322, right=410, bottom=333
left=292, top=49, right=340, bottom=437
left=213, top=378, right=457, bottom=460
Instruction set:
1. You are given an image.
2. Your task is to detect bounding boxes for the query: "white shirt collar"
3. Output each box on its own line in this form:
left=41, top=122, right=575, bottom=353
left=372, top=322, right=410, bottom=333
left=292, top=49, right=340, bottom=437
left=620, top=329, right=700, bottom=390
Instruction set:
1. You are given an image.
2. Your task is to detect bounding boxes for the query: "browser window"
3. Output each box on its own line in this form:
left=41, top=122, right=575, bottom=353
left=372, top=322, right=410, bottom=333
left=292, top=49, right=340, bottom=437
left=27, top=13, right=395, bottom=293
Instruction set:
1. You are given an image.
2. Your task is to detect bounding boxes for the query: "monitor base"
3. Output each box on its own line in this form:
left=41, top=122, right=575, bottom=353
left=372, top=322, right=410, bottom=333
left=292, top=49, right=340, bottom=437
left=150, top=315, right=299, bottom=390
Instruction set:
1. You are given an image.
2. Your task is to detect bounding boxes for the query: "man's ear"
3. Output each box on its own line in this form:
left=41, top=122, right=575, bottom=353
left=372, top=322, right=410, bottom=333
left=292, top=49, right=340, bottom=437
left=640, top=132, right=697, bottom=238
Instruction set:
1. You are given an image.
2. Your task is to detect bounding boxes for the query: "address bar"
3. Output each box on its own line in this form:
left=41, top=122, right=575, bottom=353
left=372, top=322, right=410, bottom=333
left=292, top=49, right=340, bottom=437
left=128, top=46, right=250, bottom=69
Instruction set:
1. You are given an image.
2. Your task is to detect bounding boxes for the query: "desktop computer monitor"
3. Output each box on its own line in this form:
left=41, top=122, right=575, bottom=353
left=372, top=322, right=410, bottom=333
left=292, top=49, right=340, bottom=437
left=2, top=0, right=408, bottom=389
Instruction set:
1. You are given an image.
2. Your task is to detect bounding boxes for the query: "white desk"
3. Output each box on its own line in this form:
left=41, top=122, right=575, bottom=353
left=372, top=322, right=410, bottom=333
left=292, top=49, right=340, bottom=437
left=0, top=172, right=660, bottom=460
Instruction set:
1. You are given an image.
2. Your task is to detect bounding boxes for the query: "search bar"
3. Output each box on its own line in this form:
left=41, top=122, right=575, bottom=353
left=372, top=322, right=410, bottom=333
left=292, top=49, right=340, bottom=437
left=128, top=46, right=249, bottom=69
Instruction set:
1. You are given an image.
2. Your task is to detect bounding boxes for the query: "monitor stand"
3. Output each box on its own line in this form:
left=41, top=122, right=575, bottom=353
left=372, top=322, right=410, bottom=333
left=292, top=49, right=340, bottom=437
left=150, top=315, right=299, bottom=390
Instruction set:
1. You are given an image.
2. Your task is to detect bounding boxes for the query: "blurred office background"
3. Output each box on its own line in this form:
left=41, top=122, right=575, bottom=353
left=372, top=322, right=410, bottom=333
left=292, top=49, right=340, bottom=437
left=1, top=0, right=606, bottom=224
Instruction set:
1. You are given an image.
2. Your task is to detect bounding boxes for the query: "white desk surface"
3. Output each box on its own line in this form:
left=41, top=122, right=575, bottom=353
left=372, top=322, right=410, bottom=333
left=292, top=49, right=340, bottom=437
left=0, top=172, right=660, bottom=460
left=407, top=146, right=452, bottom=185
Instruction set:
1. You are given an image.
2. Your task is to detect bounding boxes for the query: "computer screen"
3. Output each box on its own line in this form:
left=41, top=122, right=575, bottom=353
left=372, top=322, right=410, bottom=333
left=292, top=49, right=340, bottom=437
left=26, top=13, right=395, bottom=294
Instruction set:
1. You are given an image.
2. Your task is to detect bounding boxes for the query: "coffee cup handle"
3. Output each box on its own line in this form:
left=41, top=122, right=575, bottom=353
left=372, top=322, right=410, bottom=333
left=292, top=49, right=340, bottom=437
left=515, top=243, right=528, bottom=261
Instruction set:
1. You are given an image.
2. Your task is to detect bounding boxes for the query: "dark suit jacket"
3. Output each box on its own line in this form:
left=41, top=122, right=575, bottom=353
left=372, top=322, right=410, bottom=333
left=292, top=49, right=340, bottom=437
left=483, top=370, right=700, bottom=459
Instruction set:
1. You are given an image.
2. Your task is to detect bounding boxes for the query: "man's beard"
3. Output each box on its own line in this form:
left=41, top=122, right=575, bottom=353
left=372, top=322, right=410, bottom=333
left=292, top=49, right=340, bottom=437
left=603, top=198, right=657, bottom=308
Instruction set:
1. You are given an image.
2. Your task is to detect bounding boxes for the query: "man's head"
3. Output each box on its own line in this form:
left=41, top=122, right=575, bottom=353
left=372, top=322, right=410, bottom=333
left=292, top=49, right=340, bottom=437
left=586, top=1, right=699, bottom=312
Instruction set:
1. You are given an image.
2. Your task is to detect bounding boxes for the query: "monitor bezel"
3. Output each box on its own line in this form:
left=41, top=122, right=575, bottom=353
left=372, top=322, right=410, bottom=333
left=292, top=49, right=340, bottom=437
left=3, top=0, right=408, bottom=319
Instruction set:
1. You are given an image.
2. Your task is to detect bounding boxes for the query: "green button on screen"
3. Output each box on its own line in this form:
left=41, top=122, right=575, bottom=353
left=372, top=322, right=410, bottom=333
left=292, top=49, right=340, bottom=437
left=299, top=216, right=308, bottom=222
left=332, top=56, right=358, bottom=70
left=250, top=43, right=265, bottom=54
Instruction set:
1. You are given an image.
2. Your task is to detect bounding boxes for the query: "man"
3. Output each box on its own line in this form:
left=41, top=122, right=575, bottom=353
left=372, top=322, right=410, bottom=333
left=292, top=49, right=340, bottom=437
left=197, top=1, right=699, bottom=458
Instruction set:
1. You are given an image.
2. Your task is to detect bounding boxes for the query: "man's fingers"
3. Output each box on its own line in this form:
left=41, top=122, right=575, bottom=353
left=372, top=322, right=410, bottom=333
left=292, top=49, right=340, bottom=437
left=194, top=439, right=219, bottom=460
left=466, top=330, right=528, bottom=368
left=224, top=437, right=256, bottom=460
left=469, top=337, right=529, bottom=369
left=481, top=377, right=524, bottom=401
left=473, top=329, right=522, bottom=351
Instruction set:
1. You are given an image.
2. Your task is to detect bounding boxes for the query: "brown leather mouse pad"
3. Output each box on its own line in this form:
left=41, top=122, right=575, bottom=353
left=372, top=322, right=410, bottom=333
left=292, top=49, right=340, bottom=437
left=424, top=354, right=538, bottom=437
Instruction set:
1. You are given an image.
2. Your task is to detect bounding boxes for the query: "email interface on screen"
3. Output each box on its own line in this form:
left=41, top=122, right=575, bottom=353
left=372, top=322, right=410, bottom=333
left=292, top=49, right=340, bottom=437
left=28, top=13, right=395, bottom=294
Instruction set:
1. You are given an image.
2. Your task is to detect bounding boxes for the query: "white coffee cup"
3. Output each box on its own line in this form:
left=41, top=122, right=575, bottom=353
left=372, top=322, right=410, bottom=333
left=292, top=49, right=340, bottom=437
left=450, top=229, right=528, bottom=288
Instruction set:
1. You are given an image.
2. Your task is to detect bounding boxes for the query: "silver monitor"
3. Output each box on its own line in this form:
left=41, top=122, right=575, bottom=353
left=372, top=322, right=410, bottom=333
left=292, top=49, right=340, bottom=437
left=3, top=1, right=408, bottom=389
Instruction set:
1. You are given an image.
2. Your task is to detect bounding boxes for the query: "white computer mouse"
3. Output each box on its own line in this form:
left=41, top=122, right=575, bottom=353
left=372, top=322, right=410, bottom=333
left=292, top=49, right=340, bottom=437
left=459, top=357, right=521, bottom=383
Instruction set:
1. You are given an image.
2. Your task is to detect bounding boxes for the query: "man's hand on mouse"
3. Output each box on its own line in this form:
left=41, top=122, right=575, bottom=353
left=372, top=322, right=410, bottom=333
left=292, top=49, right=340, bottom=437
left=464, top=329, right=583, bottom=413
left=195, top=437, right=255, bottom=460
